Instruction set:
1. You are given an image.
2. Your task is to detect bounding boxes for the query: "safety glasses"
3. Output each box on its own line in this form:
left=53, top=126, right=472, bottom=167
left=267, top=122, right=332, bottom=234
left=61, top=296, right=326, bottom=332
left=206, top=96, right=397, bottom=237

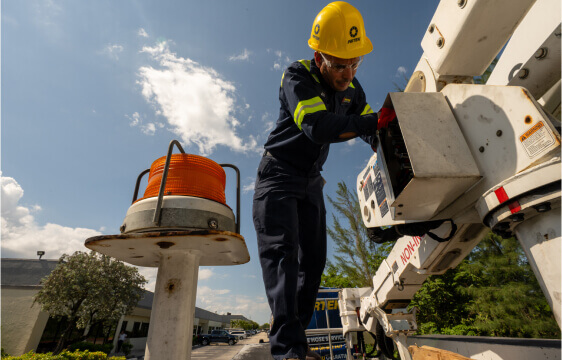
left=320, top=53, right=363, bottom=73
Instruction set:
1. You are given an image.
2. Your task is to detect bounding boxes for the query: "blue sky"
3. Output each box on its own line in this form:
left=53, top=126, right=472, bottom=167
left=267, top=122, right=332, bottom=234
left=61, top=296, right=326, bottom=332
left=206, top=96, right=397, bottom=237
left=2, top=0, right=439, bottom=325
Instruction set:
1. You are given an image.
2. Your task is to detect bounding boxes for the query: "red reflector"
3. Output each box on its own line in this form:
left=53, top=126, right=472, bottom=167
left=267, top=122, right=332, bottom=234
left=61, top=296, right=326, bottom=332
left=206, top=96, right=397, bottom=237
left=509, top=201, right=521, bottom=214
left=494, top=187, right=509, bottom=204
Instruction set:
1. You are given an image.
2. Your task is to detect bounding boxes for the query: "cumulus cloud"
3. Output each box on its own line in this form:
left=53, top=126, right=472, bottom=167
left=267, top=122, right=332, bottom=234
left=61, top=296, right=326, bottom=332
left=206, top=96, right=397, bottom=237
left=138, top=28, right=149, bottom=38
left=137, top=41, right=258, bottom=155
left=396, top=66, right=407, bottom=77
left=1, top=175, right=101, bottom=259
left=229, top=49, right=251, bottom=61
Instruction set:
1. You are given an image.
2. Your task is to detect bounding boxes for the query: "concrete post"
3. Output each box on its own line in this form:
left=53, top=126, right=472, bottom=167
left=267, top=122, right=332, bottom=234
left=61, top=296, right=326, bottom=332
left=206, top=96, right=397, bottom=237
left=145, top=250, right=201, bottom=360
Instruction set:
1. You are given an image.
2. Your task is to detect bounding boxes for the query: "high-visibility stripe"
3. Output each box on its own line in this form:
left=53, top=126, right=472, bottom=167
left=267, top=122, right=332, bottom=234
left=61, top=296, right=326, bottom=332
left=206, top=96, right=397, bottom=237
left=298, top=59, right=320, bottom=83
left=298, top=59, right=311, bottom=71
left=294, top=96, right=326, bottom=130
left=349, top=82, right=355, bottom=89
left=361, top=104, right=374, bottom=115
left=281, top=72, right=285, bottom=87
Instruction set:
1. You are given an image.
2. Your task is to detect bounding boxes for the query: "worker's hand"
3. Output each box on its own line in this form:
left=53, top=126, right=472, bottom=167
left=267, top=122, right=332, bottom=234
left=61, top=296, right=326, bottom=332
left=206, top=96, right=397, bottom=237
left=377, top=107, right=396, bottom=130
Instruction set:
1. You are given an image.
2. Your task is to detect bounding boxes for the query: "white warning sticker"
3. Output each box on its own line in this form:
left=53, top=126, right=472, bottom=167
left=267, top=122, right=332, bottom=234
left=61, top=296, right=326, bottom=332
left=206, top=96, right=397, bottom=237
left=519, top=121, right=555, bottom=158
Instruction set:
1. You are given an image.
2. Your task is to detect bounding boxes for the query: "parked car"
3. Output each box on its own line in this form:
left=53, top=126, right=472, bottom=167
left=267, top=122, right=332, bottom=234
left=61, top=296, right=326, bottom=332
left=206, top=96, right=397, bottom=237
left=197, top=330, right=238, bottom=346
left=229, top=330, right=246, bottom=339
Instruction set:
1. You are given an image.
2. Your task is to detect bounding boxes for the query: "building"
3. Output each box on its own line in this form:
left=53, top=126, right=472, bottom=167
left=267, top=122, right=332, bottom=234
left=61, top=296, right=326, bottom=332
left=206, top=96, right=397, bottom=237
left=1, top=258, right=251, bottom=356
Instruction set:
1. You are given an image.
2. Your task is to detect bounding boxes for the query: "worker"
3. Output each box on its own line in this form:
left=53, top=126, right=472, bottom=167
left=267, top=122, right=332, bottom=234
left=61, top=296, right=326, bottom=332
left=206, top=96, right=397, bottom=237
left=252, top=2, right=385, bottom=359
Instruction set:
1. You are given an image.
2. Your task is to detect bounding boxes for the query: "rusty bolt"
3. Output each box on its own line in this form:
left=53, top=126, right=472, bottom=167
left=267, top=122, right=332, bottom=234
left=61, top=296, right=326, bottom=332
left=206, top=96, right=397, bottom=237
left=496, top=130, right=502, bottom=137
left=534, top=48, right=548, bottom=60
left=436, top=37, right=444, bottom=48
left=428, top=24, right=435, bottom=33
left=479, top=146, right=485, bottom=153
left=208, top=219, right=219, bottom=229
left=517, top=68, right=529, bottom=79
left=120, top=224, right=126, bottom=233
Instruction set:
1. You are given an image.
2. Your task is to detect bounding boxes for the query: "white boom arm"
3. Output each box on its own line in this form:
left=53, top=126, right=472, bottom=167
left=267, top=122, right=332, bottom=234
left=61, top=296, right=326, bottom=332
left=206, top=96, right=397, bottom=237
left=339, top=0, right=561, bottom=359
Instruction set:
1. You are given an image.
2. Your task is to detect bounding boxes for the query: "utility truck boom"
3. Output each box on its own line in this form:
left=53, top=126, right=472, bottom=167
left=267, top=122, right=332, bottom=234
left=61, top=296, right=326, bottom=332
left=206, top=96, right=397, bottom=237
left=338, top=0, right=561, bottom=359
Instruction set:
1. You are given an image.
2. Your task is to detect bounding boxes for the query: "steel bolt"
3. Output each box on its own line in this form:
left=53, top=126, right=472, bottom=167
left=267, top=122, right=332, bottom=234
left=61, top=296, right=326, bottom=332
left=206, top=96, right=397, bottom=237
left=479, top=146, right=485, bottom=153
left=458, top=0, right=467, bottom=8
left=208, top=219, right=219, bottom=229
left=428, top=24, right=435, bottom=33
left=436, top=37, right=444, bottom=48
left=496, top=130, right=502, bottom=137
left=517, top=68, right=529, bottom=79
left=120, top=224, right=126, bottom=233
left=534, top=47, right=548, bottom=59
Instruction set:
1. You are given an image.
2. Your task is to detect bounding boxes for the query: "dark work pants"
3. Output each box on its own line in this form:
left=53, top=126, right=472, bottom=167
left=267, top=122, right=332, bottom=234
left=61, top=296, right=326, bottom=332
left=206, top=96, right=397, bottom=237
left=253, top=155, right=327, bottom=360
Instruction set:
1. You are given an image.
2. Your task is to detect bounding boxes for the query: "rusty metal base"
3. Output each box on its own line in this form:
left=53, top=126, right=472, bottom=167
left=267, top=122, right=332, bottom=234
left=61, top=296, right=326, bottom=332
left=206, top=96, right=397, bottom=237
left=84, top=230, right=250, bottom=267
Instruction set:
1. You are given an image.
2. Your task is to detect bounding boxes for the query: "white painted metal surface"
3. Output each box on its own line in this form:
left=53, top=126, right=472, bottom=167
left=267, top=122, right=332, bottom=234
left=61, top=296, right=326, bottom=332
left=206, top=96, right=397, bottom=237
left=514, top=208, right=561, bottom=327
left=420, top=0, right=536, bottom=76
left=486, top=0, right=561, bottom=91
left=85, top=230, right=250, bottom=267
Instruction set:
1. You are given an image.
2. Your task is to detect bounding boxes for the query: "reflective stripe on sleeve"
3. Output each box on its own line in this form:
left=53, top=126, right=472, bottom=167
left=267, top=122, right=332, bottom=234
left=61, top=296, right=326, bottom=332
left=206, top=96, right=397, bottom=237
left=293, top=96, right=327, bottom=130
left=360, top=103, right=374, bottom=116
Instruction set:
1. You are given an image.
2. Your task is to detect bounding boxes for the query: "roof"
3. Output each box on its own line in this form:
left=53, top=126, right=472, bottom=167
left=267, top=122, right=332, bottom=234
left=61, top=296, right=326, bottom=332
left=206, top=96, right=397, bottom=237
left=1, top=258, right=251, bottom=323
left=1, top=258, right=59, bottom=287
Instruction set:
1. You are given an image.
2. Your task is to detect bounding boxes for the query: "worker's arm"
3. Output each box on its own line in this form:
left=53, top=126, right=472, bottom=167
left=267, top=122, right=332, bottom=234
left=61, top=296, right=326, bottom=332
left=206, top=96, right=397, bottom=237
left=282, top=65, right=378, bottom=144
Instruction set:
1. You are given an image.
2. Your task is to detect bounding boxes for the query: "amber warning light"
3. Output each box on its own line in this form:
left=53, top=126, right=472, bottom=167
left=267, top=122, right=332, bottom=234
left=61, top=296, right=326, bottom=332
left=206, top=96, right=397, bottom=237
left=84, top=140, right=249, bottom=360
left=121, top=140, right=241, bottom=234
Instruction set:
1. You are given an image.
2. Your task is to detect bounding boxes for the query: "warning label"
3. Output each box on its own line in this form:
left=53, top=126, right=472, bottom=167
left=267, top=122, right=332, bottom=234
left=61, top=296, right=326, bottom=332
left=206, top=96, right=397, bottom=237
left=519, top=121, right=555, bottom=158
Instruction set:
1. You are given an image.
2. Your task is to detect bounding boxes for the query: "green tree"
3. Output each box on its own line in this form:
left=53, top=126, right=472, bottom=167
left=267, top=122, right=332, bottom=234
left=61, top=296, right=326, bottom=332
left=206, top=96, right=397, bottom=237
left=34, top=251, right=147, bottom=354
left=321, top=182, right=392, bottom=288
left=461, top=234, right=559, bottom=338
left=230, top=320, right=259, bottom=330
left=411, top=233, right=560, bottom=338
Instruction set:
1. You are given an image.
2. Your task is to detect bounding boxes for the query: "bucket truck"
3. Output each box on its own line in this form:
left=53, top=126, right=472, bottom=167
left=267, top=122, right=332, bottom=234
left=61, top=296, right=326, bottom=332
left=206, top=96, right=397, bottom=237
left=337, top=0, right=561, bottom=359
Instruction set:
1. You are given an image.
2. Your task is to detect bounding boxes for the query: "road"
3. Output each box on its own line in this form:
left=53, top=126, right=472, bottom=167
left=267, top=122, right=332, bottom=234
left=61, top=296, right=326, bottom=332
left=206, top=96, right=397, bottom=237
left=191, top=332, right=269, bottom=360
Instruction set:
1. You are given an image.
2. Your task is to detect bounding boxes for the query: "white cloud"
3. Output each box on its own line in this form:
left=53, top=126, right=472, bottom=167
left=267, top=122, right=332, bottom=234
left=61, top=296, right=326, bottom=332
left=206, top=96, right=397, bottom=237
left=137, top=41, right=258, bottom=155
left=229, top=49, right=251, bottom=61
left=102, top=44, right=124, bottom=60
left=126, top=112, right=162, bottom=136
left=199, top=268, right=214, bottom=280
left=1, top=175, right=101, bottom=259
left=396, top=66, right=407, bottom=77
left=196, top=286, right=270, bottom=321
left=242, top=179, right=255, bottom=194
left=138, top=28, right=149, bottom=38
left=268, top=49, right=292, bottom=72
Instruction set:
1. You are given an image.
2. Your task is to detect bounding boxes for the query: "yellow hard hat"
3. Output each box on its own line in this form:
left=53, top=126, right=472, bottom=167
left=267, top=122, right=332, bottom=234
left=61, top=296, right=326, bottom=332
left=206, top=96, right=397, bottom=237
left=308, top=1, right=373, bottom=59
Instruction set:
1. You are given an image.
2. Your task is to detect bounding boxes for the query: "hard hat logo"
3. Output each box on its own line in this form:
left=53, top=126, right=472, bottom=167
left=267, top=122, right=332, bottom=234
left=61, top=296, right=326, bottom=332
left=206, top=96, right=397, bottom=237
left=350, top=26, right=358, bottom=38
left=315, top=24, right=320, bottom=35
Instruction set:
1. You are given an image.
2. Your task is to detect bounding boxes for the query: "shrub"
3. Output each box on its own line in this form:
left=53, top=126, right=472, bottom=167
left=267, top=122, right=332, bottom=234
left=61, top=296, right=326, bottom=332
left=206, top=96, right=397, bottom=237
left=67, top=343, right=113, bottom=355
left=2, top=350, right=126, bottom=360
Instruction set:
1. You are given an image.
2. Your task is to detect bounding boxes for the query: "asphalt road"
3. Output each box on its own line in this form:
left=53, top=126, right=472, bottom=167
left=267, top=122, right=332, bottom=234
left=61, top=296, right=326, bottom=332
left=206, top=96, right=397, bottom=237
left=191, top=332, right=269, bottom=360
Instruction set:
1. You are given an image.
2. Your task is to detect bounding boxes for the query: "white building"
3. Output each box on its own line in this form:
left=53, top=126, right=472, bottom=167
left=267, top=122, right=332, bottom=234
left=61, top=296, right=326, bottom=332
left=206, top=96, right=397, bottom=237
left=1, top=258, right=251, bottom=356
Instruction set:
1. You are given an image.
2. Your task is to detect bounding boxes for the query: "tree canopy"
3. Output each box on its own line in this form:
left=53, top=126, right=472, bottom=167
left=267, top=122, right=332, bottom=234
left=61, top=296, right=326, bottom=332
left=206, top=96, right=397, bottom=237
left=34, top=251, right=147, bottom=353
left=321, top=181, right=392, bottom=288
left=322, top=181, right=560, bottom=339
left=230, top=319, right=259, bottom=330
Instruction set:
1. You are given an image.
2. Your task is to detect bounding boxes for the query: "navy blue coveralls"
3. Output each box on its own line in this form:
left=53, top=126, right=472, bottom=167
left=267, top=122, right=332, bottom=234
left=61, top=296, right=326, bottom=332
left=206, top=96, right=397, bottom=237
left=253, top=58, right=378, bottom=360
